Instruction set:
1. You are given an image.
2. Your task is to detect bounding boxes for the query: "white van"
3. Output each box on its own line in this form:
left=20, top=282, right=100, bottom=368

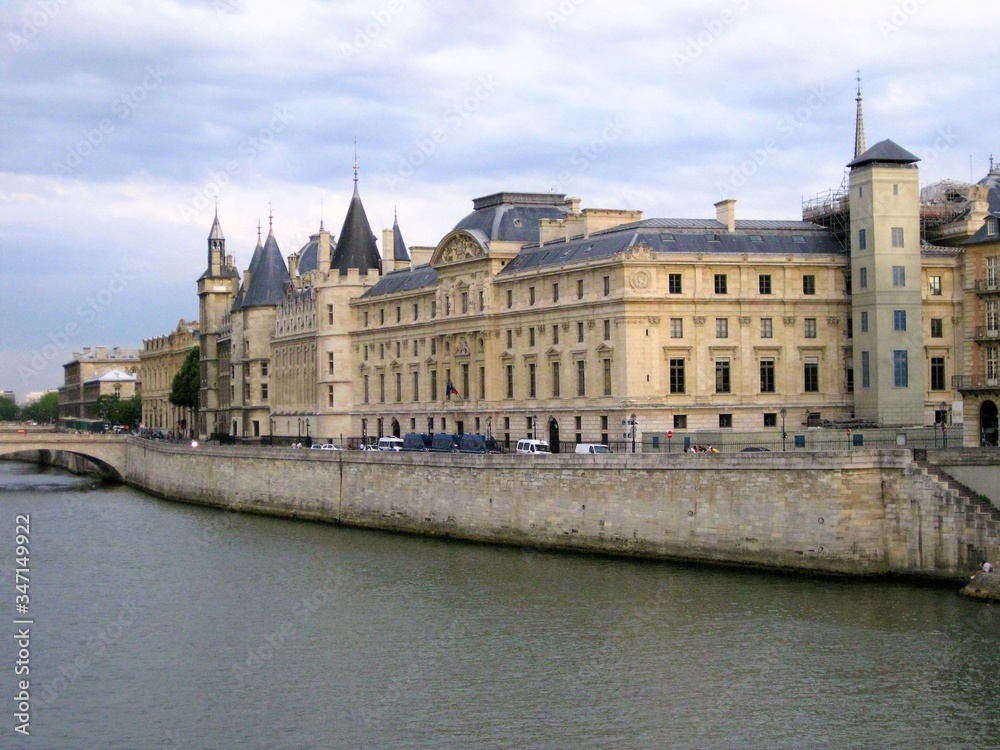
left=377, top=436, right=404, bottom=452
left=516, top=439, right=551, bottom=455
left=575, top=443, right=612, bottom=454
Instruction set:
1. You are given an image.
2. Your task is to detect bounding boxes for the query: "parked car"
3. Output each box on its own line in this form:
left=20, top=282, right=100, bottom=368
left=575, top=443, right=612, bottom=454
left=516, top=439, right=551, bottom=455
left=320, top=443, right=343, bottom=451
left=377, top=436, right=404, bottom=452
left=402, top=433, right=432, bottom=452
left=740, top=446, right=770, bottom=452
left=458, top=434, right=501, bottom=454
left=430, top=433, right=460, bottom=452
left=309, top=444, right=325, bottom=451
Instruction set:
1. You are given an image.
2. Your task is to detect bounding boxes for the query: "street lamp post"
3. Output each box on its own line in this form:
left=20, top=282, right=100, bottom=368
left=297, top=418, right=302, bottom=444
left=269, top=417, right=275, bottom=446
left=780, top=408, right=787, bottom=452
left=305, top=418, right=310, bottom=446
left=623, top=413, right=638, bottom=453
left=361, top=418, right=368, bottom=448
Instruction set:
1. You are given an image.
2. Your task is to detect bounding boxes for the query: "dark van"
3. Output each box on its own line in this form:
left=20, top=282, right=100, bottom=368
left=430, top=433, right=460, bottom=452
left=458, top=434, right=501, bottom=454
left=402, top=433, right=431, bottom=451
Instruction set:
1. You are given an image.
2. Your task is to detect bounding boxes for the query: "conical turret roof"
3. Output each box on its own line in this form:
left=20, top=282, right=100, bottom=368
left=241, top=229, right=290, bottom=307
left=208, top=208, right=225, bottom=241
left=331, top=183, right=381, bottom=275
left=392, top=212, right=410, bottom=262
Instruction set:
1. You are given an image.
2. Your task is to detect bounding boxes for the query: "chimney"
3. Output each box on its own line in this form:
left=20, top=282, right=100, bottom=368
left=318, top=227, right=331, bottom=274
left=715, top=199, right=736, bottom=233
left=287, top=253, right=298, bottom=279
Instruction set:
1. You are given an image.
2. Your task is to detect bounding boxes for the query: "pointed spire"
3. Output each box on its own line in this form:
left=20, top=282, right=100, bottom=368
left=208, top=206, right=225, bottom=241
left=331, top=166, right=381, bottom=276
left=392, top=208, right=410, bottom=262
left=352, top=137, right=359, bottom=196
left=854, top=70, right=866, bottom=160
left=267, top=202, right=274, bottom=234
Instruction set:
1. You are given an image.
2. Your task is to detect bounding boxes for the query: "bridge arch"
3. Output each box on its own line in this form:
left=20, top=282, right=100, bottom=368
left=0, top=435, right=128, bottom=482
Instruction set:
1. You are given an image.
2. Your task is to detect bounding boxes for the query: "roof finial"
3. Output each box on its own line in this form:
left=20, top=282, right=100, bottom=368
left=854, top=70, right=866, bottom=160
left=991, top=153, right=995, bottom=173
left=320, top=197, right=325, bottom=231
left=257, top=218, right=262, bottom=244
left=353, top=137, right=359, bottom=185
left=268, top=202, right=273, bottom=233
left=394, top=205, right=398, bottom=224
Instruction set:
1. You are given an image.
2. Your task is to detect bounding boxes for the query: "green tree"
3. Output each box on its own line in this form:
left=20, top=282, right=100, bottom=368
left=20, top=391, right=59, bottom=423
left=169, top=346, right=200, bottom=423
left=93, top=394, right=143, bottom=429
left=0, top=396, right=18, bottom=421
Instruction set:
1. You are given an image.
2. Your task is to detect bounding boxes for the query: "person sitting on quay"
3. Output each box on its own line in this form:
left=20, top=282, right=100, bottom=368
left=972, top=560, right=995, bottom=578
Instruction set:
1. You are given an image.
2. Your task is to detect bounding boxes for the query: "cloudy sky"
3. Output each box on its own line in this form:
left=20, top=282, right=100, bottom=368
left=2, top=0, right=998, bottom=396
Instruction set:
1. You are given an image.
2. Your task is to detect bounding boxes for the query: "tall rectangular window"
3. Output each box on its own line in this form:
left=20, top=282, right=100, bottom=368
left=603, top=319, right=611, bottom=340
left=553, top=326, right=559, bottom=345
left=804, top=318, right=817, bottom=338
left=670, top=318, right=683, bottom=338
left=602, top=359, right=612, bottom=396
left=529, top=286, right=535, bottom=305
left=431, top=300, right=437, bottom=318
left=327, top=384, right=334, bottom=407
left=328, top=352, right=334, bottom=375
left=669, top=358, right=685, bottom=394
left=461, top=292, right=468, bottom=314
left=858, top=229, right=867, bottom=250
left=364, top=375, right=370, bottom=403
left=603, top=276, right=610, bottom=296
left=577, top=279, right=584, bottom=299
left=760, top=359, right=775, bottom=393
left=987, top=346, right=999, bottom=380
left=988, top=300, right=999, bottom=333
left=847, top=318, right=853, bottom=339
left=891, top=227, right=904, bottom=247
left=930, top=318, right=943, bottom=338
left=758, top=275, right=772, bottom=294
left=860, top=311, right=868, bottom=333
left=930, top=357, right=946, bottom=391
left=760, top=318, right=772, bottom=339
left=892, top=266, right=905, bottom=287
left=395, top=372, right=401, bottom=402
left=802, top=275, right=816, bottom=295
left=379, top=373, right=385, bottom=403
left=893, top=350, right=908, bottom=387
left=261, top=383, right=268, bottom=401
left=668, top=274, right=682, bottom=294
left=859, top=267, right=868, bottom=289
left=327, top=304, right=334, bottom=324
left=893, top=310, right=906, bottom=331
left=804, top=358, right=819, bottom=392
left=553, top=283, right=559, bottom=302
left=529, top=327, right=535, bottom=347
left=412, top=372, right=419, bottom=401
left=552, top=362, right=560, bottom=397
left=479, top=366, right=485, bottom=399
left=577, top=360, right=586, bottom=396
left=861, top=352, right=870, bottom=389
left=396, top=306, right=401, bottom=323
left=714, top=274, right=727, bottom=294
left=929, top=276, right=942, bottom=296
left=430, top=370, right=437, bottom=400
left=505, top=365, right=513, bottom=398
left=715, top=359, right=731, bottom=393
left=716, top=318, right=729, bottom=338
left=506, top=290, right=512, bottom=309
left=528, top=363, right=536, bottom=398
left=414, top=303, right=419, bottom=320
left=506, top=330, right=513, bottom=349
left=462, top=363, right=470, bottom=400
left=577, top=321, right=584, bottom=343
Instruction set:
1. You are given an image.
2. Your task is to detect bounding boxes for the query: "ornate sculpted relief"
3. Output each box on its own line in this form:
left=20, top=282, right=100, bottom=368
left=440, top=234, right=485, bottom=263
left=621, top=241, right=653, bottom=261
left=630, top=269, right=652, bottom=290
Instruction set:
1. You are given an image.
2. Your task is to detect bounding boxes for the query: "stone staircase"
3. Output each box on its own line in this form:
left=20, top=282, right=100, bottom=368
left=913, top=458, right=1000, bottom=539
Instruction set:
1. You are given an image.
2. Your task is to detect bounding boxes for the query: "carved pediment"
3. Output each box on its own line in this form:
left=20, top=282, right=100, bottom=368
left=433, top=231, right=489, bottom=266
left=596, top=343, right=614, bottom=355
left=622, top=241, right=654, bottom=261
left=500, top=350, right=514, bottom=361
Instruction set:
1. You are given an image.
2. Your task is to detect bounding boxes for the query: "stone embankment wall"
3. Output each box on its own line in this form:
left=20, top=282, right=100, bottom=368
left=120, top=441, right=1000, bottom=582
left=961, top=572, right=1000, bottom=602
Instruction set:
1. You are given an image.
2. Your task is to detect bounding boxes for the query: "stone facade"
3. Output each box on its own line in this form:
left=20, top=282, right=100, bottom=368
left=58, top=346, right=140, bottom=421
left=140, top=318, right=199, bottom=433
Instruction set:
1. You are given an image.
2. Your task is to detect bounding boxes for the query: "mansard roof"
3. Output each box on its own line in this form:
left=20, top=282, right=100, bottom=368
left=331, top=185, right=381, bottom=275
left=498, top=219, right=843, bottom=276
left=360, top=264, right=438, bottom=299
left=451, top=192, right=570, bottom=243
left=847, top=138, right=919, bottom=168
left=241, top=230, right=290, bottom=307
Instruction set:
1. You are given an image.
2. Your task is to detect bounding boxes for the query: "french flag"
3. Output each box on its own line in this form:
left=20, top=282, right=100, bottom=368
left=446, top=380, right=459, bottom=399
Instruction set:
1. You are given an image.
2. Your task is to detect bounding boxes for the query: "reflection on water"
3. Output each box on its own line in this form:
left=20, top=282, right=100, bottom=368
left=1, top=460, right=998, bottom=750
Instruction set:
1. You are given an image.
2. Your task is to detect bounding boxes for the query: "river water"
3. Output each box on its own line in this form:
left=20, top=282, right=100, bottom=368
left=1, top=460, right=998, bottom=749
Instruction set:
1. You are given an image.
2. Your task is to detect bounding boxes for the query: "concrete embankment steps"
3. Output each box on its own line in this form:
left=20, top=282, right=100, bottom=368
left=914, top=459, right=1000, bottom=535
left=960, top=572, right=1000, bottom=602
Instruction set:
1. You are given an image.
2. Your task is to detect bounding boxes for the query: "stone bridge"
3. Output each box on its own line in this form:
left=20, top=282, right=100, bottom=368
left=0, top=432, right=128, bottom=480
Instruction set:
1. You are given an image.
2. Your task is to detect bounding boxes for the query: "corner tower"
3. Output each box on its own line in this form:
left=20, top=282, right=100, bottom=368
left=197, top=209, right=240, bottom=437
left=848, top=139, right=925, bottom=426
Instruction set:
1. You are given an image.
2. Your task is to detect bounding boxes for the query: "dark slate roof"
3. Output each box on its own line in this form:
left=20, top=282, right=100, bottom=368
left=847, top=138, right=919, bottom=168
left=241, top=230, right=290, bottom=307
left=392, top=216, right=410, bottom=261
left=499, top=219, right=843, bottom=276
left=331, top=185, right=381, bottom=275
left=451, top=192, right=569, bottom=243
left=295, top=226, right=336, bottom=275
left=360, top=264, right=438, bottom=299
left=962, top=213, right=1000, bottom=247
left=230, top=237, right=263, bottom=312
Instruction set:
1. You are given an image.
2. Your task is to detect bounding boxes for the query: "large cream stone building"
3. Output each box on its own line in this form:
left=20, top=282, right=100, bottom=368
left=190, top=105, right=999, bottom=449
left=140, top=318, right=199, bottom=434
left=59, top=346, right=141, bottom=422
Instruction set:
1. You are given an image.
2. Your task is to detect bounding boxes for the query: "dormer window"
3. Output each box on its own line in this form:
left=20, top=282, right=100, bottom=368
left=988, top=217, right=999, bottom=236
